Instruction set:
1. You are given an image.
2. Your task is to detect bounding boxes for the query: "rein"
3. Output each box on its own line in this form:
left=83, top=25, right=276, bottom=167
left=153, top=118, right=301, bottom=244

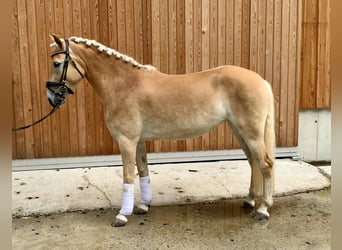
left=12, top=106, right=59, bottom=132
left=13, top=39, right=84, bottom=132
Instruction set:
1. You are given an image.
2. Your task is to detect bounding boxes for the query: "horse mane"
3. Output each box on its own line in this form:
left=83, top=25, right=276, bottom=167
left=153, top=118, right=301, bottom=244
left=68, top=36, right=156, bottom=71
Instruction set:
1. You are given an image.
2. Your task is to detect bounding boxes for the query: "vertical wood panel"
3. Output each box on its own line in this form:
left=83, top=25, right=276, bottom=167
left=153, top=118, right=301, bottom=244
left=316, top=0, right=330, bottom=108
left=12, top=0, right=311, bottom=159
left=287, top=0, right=299, bottom=145
left=273, top=0, right=282, bottom=144
left=300, top=0, right=330, bottom=108
left=12, top=0, right=25, bottom=158
left=17, top=0, right=35, bottom=158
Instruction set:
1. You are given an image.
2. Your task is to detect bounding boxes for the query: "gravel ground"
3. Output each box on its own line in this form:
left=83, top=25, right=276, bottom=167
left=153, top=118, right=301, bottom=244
left=12, top=189, right=331, bottom=250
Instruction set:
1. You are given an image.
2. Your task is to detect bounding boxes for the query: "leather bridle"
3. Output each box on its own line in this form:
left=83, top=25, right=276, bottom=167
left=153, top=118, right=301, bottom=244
left=13, top=39, right=85, bottom=131
left=46, top=39, right=84, bottom=97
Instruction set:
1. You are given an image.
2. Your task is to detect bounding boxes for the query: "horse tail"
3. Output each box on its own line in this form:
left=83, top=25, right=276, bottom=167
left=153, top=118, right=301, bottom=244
left=263, top=80, right=276, bottom=193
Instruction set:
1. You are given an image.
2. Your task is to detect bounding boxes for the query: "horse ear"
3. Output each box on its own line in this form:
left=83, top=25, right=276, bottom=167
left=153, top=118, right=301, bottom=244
left=49, top=33, right=63, bottom=49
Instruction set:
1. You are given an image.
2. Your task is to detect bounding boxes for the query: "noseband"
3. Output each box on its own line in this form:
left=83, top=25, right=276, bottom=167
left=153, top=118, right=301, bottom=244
left=46, top=39, right=84, bottom=96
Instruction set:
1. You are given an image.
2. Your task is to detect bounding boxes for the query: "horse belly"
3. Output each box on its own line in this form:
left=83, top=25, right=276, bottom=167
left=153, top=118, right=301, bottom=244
left=140, top=110, right=226, bottom=140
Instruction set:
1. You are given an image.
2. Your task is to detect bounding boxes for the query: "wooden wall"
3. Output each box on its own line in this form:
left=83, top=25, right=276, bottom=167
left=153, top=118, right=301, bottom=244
left=300, top=0, right=330, bottom=108
left=12, top=0, right=310, bottom=159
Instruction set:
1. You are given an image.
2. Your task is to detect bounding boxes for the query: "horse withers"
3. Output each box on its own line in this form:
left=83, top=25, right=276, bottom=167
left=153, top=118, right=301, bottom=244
left=46, top=34, right=275, bottom=227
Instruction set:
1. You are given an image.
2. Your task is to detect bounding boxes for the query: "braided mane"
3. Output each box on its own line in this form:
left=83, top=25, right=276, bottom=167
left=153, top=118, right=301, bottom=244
left=69, top=36, right=156, bottom=71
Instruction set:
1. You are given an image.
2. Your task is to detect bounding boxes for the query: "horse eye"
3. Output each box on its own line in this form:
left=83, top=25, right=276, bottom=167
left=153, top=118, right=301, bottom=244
left=53, top=61, right=61, bottom=67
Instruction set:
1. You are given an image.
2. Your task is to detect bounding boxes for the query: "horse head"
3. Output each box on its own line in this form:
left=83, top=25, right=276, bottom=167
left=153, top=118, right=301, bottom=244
left=46, top=34, right=85, bottom=107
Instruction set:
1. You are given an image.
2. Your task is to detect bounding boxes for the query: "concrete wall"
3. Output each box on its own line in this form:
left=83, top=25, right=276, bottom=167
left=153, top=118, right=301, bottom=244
left=298, top=109, right=331, bottom=162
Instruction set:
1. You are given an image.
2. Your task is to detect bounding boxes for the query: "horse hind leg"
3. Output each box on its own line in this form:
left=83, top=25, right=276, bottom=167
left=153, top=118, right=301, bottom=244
left=134, top=141, right=152, bottom=215
left=226, top=122, right=260, bottom=209
left=228, top=121, right=274, bottom=219
left=247, top=139, right=274, bottom=220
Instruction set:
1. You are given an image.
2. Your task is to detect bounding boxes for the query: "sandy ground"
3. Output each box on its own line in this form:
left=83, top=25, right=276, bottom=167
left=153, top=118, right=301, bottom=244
left=12, top=188, right=330, bottom=250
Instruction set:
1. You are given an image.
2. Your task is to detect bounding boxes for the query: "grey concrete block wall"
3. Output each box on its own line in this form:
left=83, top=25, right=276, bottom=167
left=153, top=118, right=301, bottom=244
left=298, top=109, right=331, bottom=162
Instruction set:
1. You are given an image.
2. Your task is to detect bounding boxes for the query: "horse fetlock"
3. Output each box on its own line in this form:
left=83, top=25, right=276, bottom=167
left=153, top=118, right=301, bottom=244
left=112, top=214, right=128, bottom=227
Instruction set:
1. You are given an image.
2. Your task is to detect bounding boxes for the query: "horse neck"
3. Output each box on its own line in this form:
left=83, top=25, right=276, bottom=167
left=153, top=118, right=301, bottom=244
left=71, top=42, right=140, bottom=101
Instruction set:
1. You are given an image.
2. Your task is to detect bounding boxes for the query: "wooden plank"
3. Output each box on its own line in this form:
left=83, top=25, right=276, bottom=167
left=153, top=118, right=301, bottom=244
left=17, top=0, right=35, bottom=158
left=279, top=0, right=290, bottom=146
left=241, top=0, right=250, bottom=69
left=317, top=0, right=331, bottom=108
left=12, top=0, right=25, bottom=158
left=168, top=0, right=177, bottom=74
left=249, top=0, right=258, bottom=71
left=226, top=0, right=234, bottom=65
left=26, top=0, right=41, bottom=158
left=134, top=0, right=144, bottom=63
left=233, top=0, right=242, bottom=67
left=176, top=0, right=186, bottom=74
left=300, top=0, right=318, bottom=108
left=273, top=0, right=282, bottom=145
left=185, top=0, right=194, bottom=73
left=265, top=0, right=274, bottom=82
left=125, top=0, right=135, bottom=57
left=287, top=0, right=299, bottom=146
left=142, top=0, right=152, bottom=65
left=108, top=0, right=118, bottom=48
left=257, top=0, right=266, bottom=77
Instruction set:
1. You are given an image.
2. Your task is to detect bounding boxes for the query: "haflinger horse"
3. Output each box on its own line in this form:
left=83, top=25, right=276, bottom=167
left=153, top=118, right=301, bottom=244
left=46, top=34, right=275, bottom=227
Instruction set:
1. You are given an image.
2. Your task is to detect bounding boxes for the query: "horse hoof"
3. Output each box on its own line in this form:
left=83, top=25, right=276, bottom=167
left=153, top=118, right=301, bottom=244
left=112, top=214, right=128, bottom=227
left=134, top=204, right=149, bottom=215
left=252, top=211, right=269, bottom=220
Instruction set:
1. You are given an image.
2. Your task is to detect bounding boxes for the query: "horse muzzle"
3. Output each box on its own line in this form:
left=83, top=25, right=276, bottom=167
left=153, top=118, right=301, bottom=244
left=46, top=81, right=73, bottom=107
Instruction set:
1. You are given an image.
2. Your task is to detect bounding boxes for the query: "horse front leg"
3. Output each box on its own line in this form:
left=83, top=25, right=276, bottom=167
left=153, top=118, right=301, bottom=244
left=134, top=141, right=152, bottom=215
left=112, top=138, right=138, bottom=227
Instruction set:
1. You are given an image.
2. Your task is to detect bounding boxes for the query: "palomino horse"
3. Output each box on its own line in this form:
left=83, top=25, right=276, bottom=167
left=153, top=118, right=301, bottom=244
left=46, top=34, right=275, bottom=227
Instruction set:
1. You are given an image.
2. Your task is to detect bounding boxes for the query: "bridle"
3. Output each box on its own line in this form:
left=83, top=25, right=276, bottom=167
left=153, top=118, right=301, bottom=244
left=12, top=39, right=84, bottom=132
left=46, top=39, right=84, bottom=98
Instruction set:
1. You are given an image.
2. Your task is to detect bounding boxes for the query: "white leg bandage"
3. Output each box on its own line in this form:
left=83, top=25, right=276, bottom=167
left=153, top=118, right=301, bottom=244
left=119, top=183, right=134, bottom=215
left=139, top=176, right=152, bottom=205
